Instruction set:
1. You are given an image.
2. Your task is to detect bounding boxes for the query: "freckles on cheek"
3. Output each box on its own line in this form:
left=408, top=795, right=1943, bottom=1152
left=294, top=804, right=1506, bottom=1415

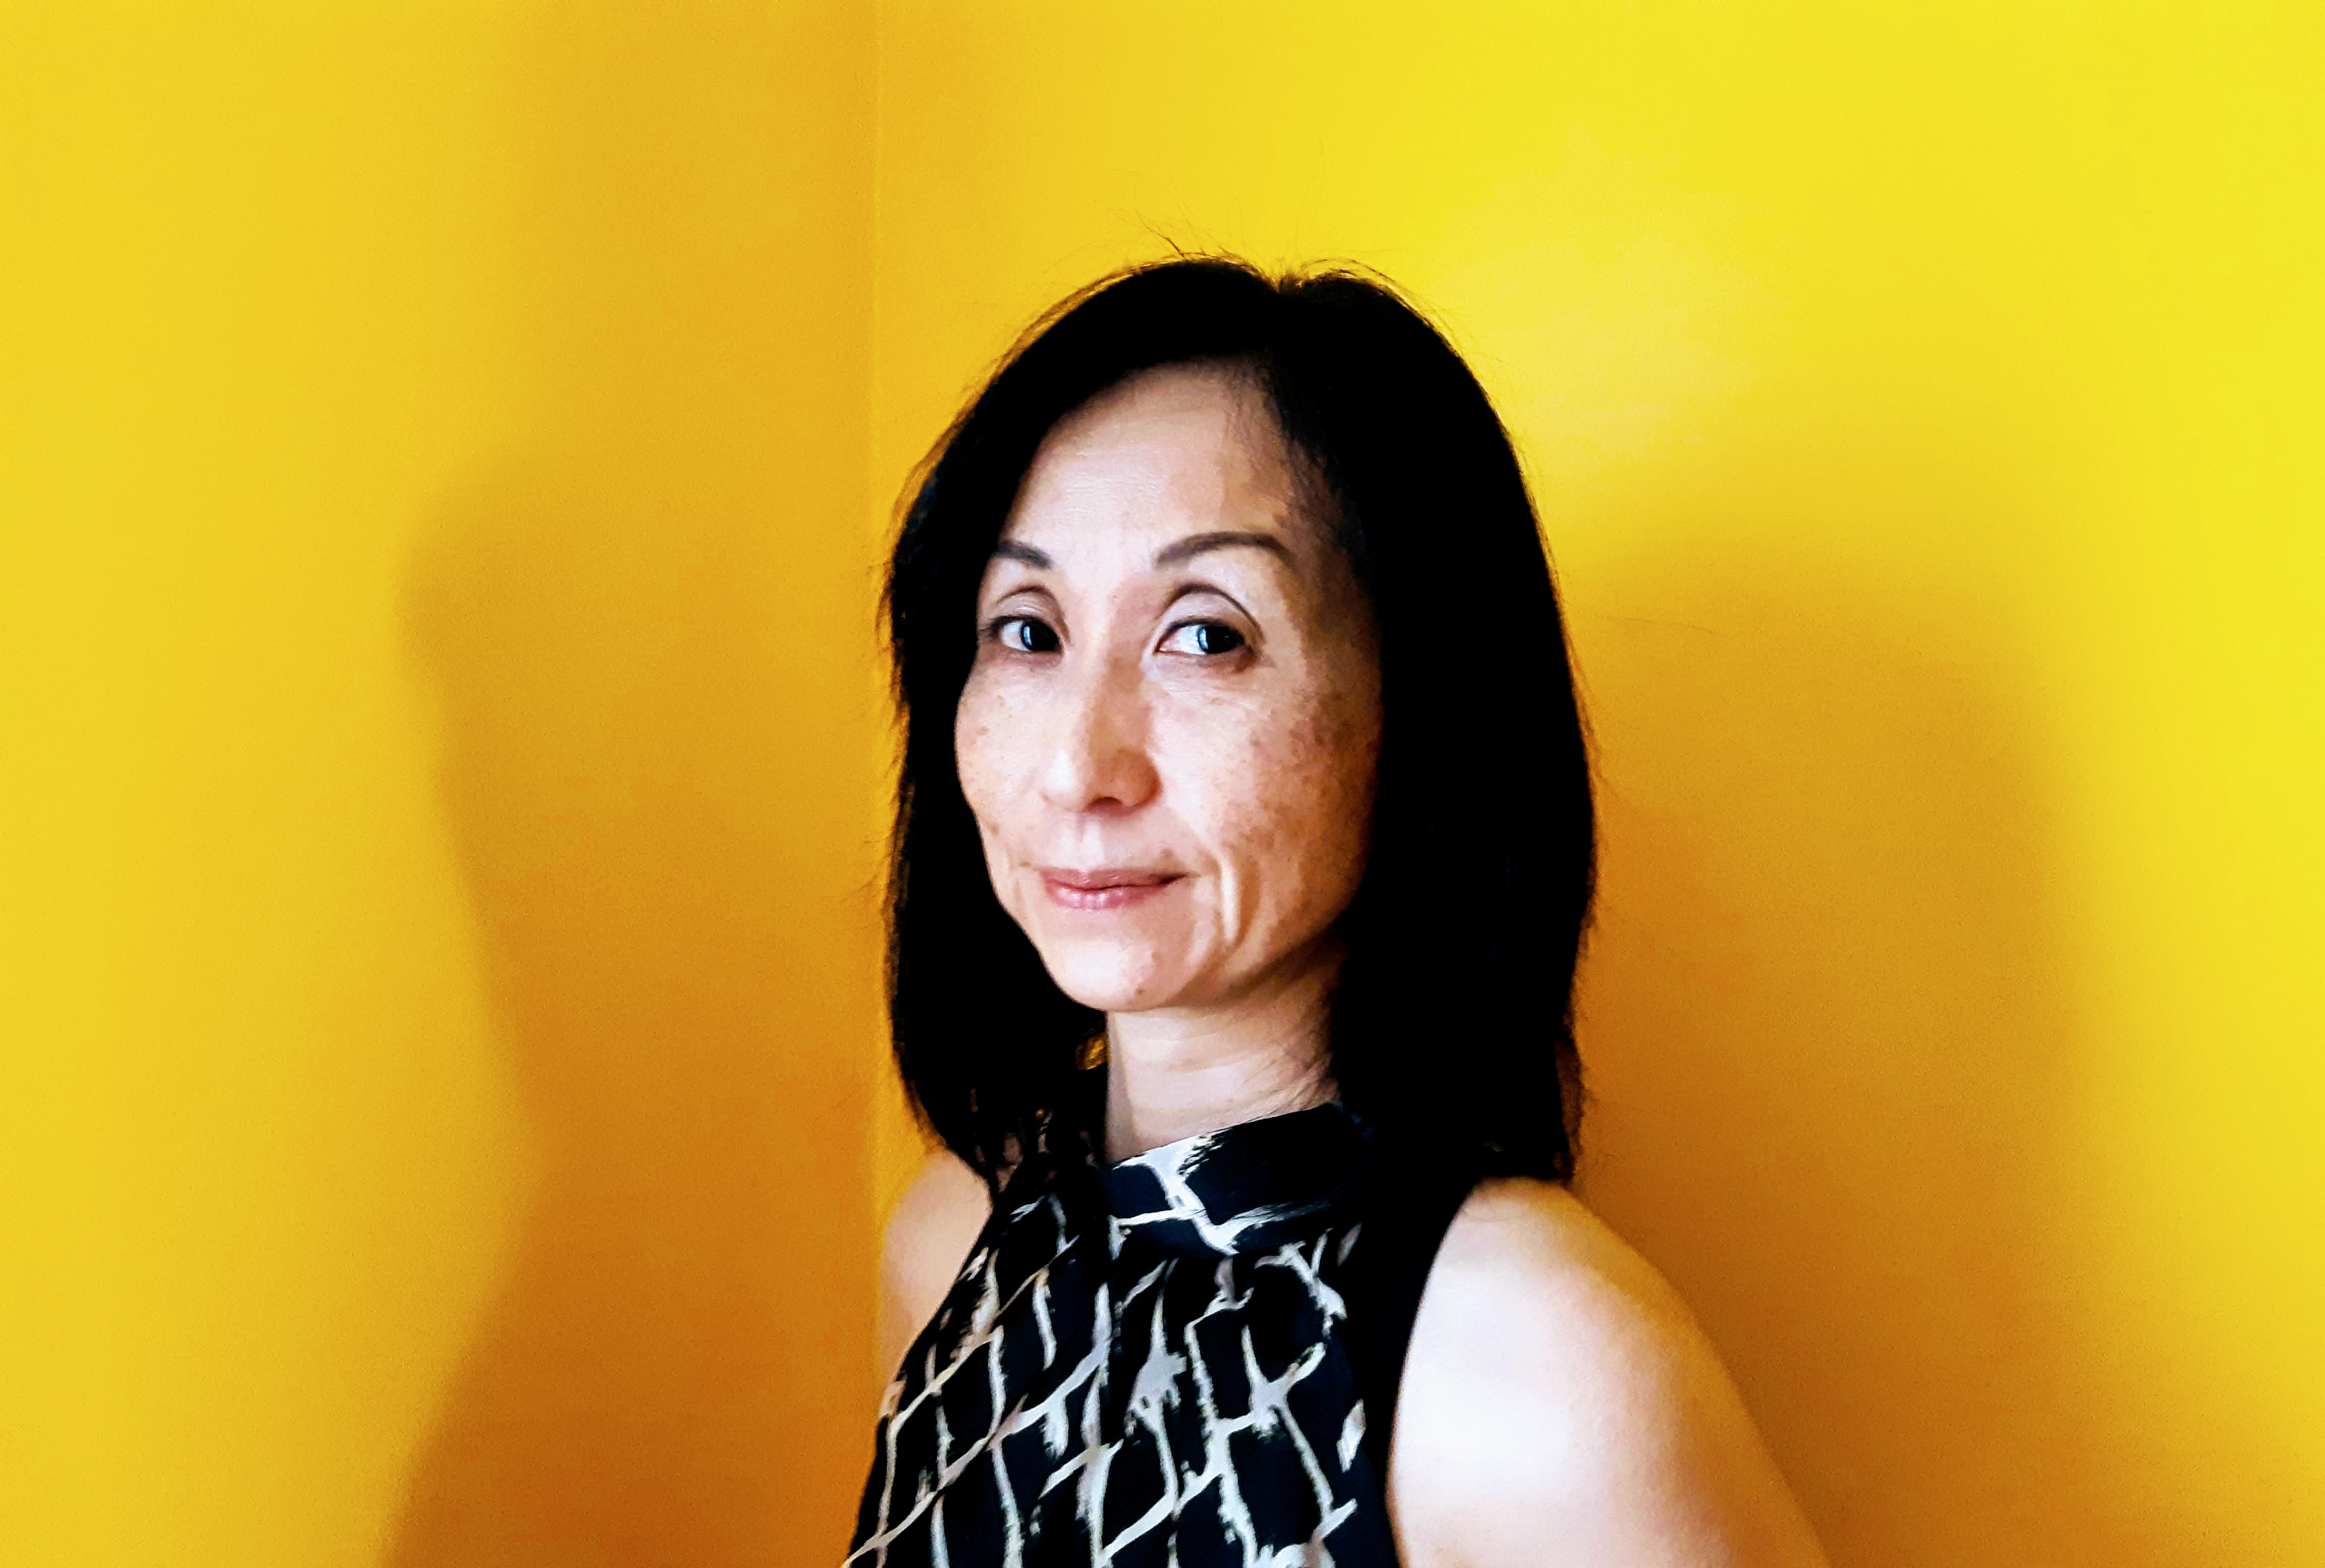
left=1277, top=684, right=1377, bottom=803
left=1215, top=692, right=1376, bottom=904
left=955, top=698, right=1027, bottom=917
left=956, top=682, right=1047, bottom=897
left=954, top=681, right=1012, bottom=819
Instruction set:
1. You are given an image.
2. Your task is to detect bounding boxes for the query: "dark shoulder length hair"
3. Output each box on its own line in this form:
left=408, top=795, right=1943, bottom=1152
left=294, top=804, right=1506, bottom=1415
left=885, top=257, right=1594, bottom=1186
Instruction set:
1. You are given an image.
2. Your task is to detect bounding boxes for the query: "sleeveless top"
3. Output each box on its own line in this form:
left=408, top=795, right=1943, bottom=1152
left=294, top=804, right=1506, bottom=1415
left=844, top=1094, right=1477, bottom=1567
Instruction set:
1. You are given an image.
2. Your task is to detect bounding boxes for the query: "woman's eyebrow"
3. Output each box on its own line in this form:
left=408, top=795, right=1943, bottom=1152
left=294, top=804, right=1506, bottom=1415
left=1151, top=530, right=1293, bottom=569
left=990, top=540, right=1053, bottom=568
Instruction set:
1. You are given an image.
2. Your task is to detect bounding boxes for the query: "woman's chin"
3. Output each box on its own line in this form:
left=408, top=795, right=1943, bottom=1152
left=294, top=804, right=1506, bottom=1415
left=1038, top=943, right=1201, bottom=1016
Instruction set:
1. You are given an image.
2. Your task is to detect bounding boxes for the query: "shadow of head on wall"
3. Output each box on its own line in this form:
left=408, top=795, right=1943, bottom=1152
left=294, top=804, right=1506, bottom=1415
left=392, top=452, right=879, bottom=1567
left=380, top=1, right=882, bottom=1559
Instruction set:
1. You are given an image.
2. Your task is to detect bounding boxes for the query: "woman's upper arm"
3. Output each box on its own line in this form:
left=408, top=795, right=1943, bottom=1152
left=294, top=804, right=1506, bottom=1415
left=876, top=1150, right=993, bottom=1394
left=1389, top=1180, right=1830, bottom=1568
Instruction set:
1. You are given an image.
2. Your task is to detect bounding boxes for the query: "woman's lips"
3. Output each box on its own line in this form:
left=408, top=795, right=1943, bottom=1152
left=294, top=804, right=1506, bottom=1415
left=1039, top=868, right=1184, bottom=912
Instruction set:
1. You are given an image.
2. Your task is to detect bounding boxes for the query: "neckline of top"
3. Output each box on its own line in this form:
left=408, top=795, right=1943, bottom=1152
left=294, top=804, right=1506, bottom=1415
left=1091, top=1097, right=1369, bottom=1256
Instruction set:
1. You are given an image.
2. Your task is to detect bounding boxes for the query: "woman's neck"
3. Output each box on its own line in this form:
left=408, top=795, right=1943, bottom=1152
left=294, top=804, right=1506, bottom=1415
left=1101, top=954, right=1338, bottom=1162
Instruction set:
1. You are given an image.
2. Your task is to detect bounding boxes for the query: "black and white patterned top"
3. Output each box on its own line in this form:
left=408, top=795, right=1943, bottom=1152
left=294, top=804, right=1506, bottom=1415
left=846, top=1095, right=1472, bottom=1568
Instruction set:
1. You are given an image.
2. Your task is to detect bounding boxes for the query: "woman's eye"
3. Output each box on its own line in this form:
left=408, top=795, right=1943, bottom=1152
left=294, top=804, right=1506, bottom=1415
left=1159, top=620, right=1247, bottom=658
left=991, top=615, right=1061, bottom=654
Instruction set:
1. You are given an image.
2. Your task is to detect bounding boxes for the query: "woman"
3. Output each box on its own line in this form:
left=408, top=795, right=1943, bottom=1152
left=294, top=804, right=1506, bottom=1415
left=851, top=259, right=1826, bottom=1567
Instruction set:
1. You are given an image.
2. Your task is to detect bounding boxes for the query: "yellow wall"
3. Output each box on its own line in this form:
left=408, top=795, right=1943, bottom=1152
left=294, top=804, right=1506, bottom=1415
left=4, top=3, right=2319, bottom=1565
left=870, top=4, right=2321, bottom=1566
left=2, top=3, right=881, bottom=1564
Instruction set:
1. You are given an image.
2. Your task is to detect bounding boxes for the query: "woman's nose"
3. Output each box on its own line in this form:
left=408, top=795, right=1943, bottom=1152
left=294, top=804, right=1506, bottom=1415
left=1039, top=651, right=1158, bottom=815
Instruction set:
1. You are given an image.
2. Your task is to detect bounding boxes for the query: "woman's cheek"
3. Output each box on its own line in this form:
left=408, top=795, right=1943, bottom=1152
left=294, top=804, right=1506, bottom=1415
left=1186, top=686, right=1369, bottom=933
left=956, top=688, right=1038, bottom=932
left=954, top=681, right=1016, bottom=835
left=1264, top=685, right=1379, bottom=916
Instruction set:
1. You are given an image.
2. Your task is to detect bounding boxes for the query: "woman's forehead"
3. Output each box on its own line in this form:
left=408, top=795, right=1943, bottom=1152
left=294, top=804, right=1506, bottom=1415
left=1005, top=366, right=1306, bottom=556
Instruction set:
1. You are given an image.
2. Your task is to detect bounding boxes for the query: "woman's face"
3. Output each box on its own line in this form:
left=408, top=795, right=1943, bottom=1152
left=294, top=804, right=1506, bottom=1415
left=956, top=363, right=1382, bottom=1017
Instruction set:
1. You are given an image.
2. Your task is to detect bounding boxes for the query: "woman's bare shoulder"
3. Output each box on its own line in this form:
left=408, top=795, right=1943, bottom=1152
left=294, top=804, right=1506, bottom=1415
left=876, top=1149, right=993, bottom=1383
left=1390, top=1178, right=1828, bottom=1568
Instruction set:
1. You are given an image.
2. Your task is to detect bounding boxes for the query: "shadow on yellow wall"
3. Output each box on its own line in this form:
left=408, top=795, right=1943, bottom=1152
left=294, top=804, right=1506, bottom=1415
left=392, top=464, right=872, bottom=1565
left=387, top=6, right=879, bottom=1562
left=1577, top=526, right=2092, bottom=1557
left=1572, top=440, right=2307, bottom=1564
